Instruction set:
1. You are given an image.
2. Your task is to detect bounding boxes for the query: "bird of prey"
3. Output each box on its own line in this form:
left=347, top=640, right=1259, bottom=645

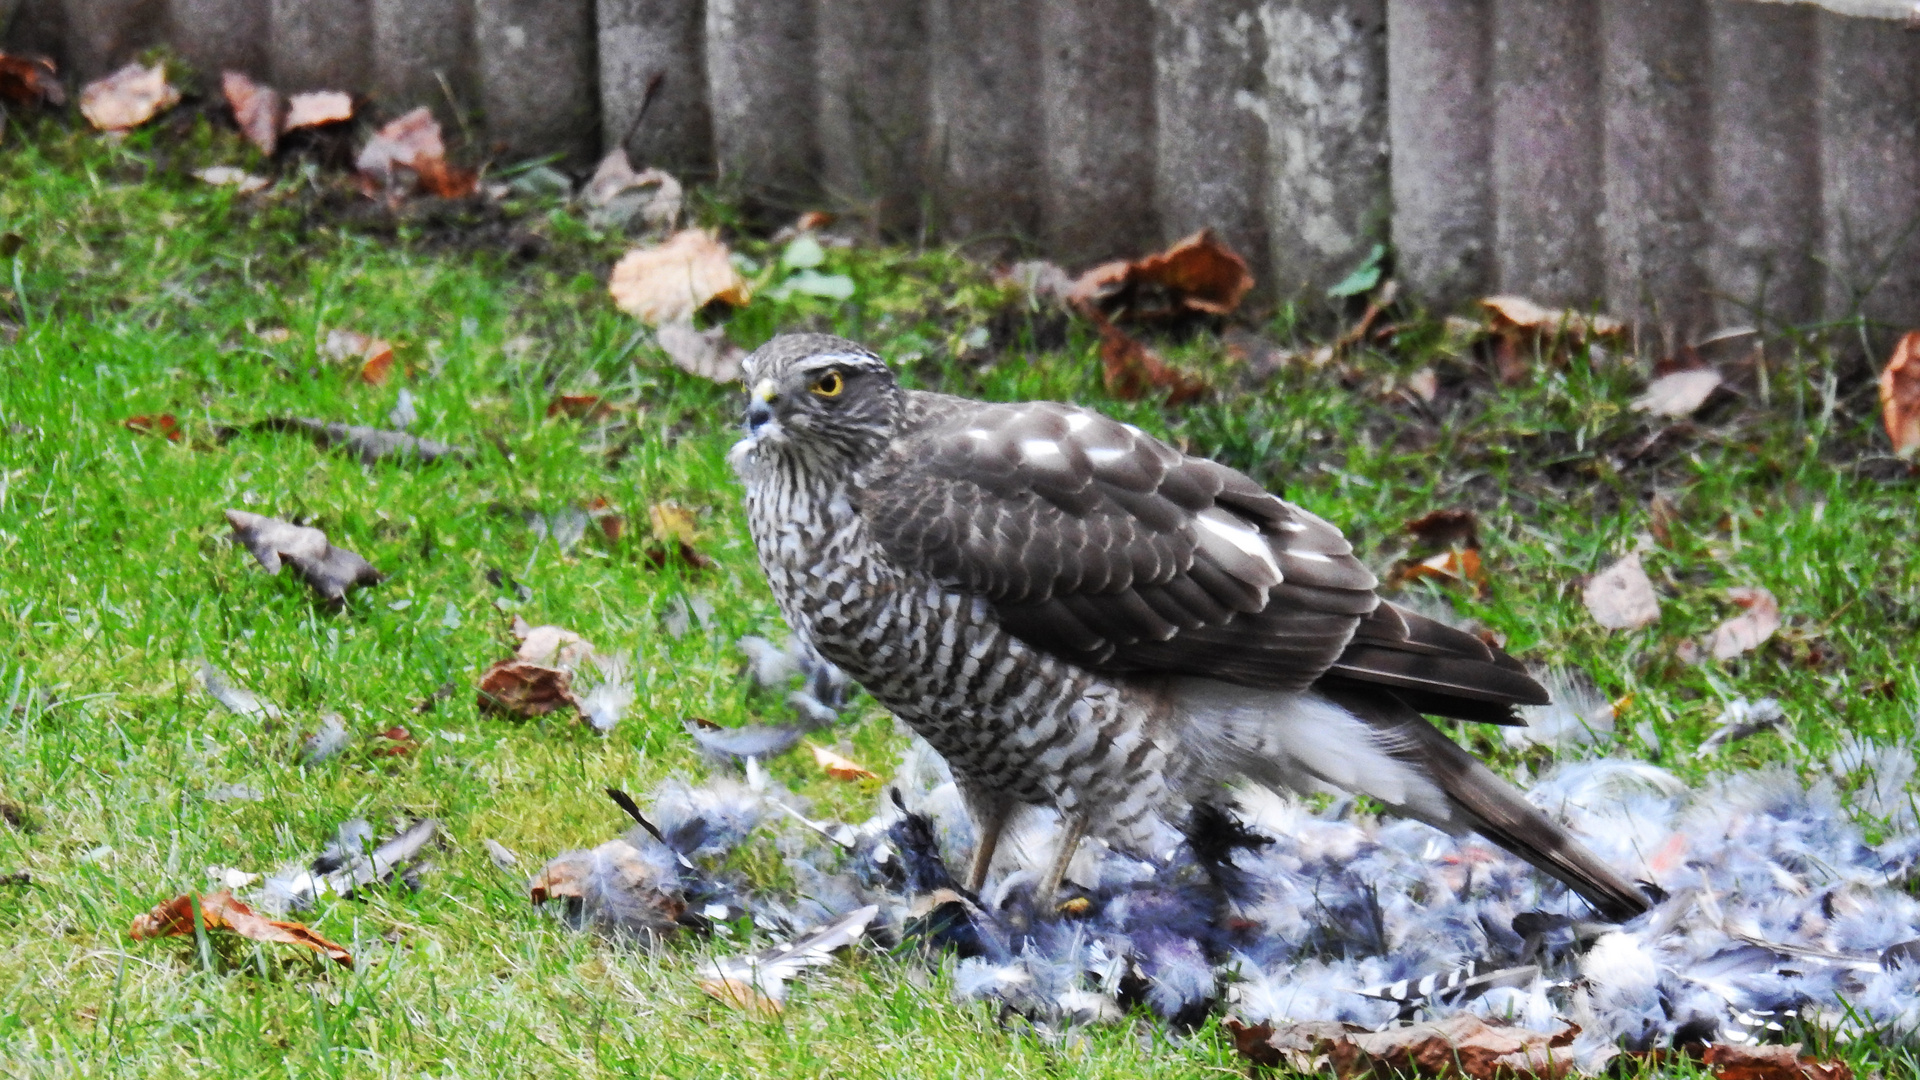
left=731, top=333, right=1650, bottom=922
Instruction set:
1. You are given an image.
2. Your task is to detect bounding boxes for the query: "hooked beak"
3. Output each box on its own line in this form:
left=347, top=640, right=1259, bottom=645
left=747, top=378, right=777, bottom=433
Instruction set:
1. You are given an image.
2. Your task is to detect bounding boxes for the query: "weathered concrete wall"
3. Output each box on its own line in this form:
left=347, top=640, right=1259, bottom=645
left=10, top=0, right=1920, bottom=331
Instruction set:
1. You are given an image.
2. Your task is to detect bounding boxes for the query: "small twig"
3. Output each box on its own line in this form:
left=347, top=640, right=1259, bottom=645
left=619, top=71, right=667, bottom=153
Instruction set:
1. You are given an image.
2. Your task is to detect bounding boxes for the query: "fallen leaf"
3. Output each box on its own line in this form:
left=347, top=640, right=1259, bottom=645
left=1095, top=319, right=1206, bottom=404
left=1879, top=330, right=1920, bottom=459
left=284, top=91, right=353, bottom=131
left=700, top=905, right=880, bottom=1013
left=477, top=659, right=575, bottom=718
left=512, top=619, right=596, bottom=671
left=123, top=414, right=182, bottom=442
left=1633, top=368, right=1726, bottom=419
left=1703, top=1043, right=1852, bottom=1080
left=586, top=497, right=625, bottom=542
left=1404, top=508, right=1479, bottom=551
left=546, top=394, right=620, bottom=421
left=319, top=329, right=395, bottom=382
left=608, top=229, right=751, bottom=325
left=809, top=742, right=879, bottom=781
left=129, top=890, right=352, bottom=967
left=1482, top=295, right=1624, bottom=341
left=370, top=726, right=416, bottom=756
left=793, top=210, right=835, bottom=233
left=193, top=166, right=270, bottom=194
left=1583, top=553, right=1660, bottom=631
left=1702, top=586, right=1781, bottom=661
left=1226, top=1014, right=1578, bottom=1080
left=221, top=71, right=283, bottom=154
left=1404, top=367, right=1439, bottom=402
left=656, top=319, right=745, bottom=383
left=250, top=417, right=471, bottom=465
left=581, top=150, right=682, bottom=231
left=648, top=501, right=698, bottom=545
left=0, top=53, right=65, bottom=108
left=643, top=539, right=715, bottom=572
left=1393, top=548, right=1485, bottom=589
left=1068, top=229, right=1254, bottom=322
left=358, top=347, right=395, bottom=385
left=224, top=510, right=383, bottom=604
left=79, top=63, right=178, bottom=131
left=355, top=107, right=474, bottom=199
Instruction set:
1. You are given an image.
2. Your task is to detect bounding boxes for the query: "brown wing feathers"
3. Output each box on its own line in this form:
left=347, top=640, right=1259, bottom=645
left=859, top=393, right=1547, bottom=717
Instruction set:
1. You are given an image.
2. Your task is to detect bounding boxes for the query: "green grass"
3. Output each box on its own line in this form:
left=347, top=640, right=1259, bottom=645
left=1, top=112, right=1917, bottom=1077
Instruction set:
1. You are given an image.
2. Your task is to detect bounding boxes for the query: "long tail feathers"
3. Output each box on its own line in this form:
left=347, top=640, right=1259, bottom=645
left=1321, top=688, right=1652, bottom=923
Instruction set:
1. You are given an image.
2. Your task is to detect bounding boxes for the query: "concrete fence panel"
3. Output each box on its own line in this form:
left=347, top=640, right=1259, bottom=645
left=10, top=0, right=1920, bottom=331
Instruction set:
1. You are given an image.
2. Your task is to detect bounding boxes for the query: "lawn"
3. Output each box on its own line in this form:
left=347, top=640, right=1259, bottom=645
left=1, top=110, right=1916, bottom=1078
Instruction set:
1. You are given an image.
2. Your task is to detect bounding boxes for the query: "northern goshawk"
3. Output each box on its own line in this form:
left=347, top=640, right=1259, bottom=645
left=733, top=333, right=1649, bottom=921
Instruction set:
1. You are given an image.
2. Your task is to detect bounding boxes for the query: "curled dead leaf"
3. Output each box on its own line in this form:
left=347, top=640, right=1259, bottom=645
left=656, top=320, right=745, bottom=383
left=1702, top=1042, right=1851, bottom=1080
left=1096, top=319, right=1206, bottom=404
left=648, top=502, right=698, bottom=546
left=1069, top=229, right=1254, bottom=322
left=1879, top=330, right=1920, bottom=459
left=809, top=742, right=879, bottom=781
left=123, top=414, right=182, bottom=442
left=130, top=890, right=352, bottom=967
left=1583, top=553, right=1660, bottom=631
left=284, top=91, right=353, bottom=132
left=1702, top=586, right=1781, bottom=662
left=1404, top=508, right=1479, bottom=552
left=1633, top=368, right=1727, bottom=419
left=1481, top=295, right=1624, bottom=341
left=477, top=659, right=575, bottom=718
left=356, top=107, right=475, bottom=199
left=79, top=63, right=178, bottom=132
left=1227, top=1014, right=1578, bottom=1079
left=608, top=230, right=751, bottom=325
left=0, top=53, right=64, bottom=108
left=221, top=71, right=283, bottom=154
left=700, top=976, right=784, bottom=1017
left=547, top=394, right=621, bottom=422
left=1392, top=548, right=1485, bottom=590
left=225, top=510, right=383, bottom=603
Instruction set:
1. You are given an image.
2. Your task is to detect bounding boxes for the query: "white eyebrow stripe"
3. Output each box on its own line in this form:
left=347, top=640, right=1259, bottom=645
left=1195, top=509, right=1284, bottom=579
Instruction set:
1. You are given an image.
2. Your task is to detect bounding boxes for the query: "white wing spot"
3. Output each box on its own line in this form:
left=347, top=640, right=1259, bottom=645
left=1065, top=412, right=1095, bottom=432
left=1288, top=549, right=1334, bottom=564
left=1019, top=438, right=1065, bottom=462
left=1195, top=509, right=1284, bottom=579
left=1085, top=446, right=1128, bottom=465
left=966, top=428, right=993, bottom=441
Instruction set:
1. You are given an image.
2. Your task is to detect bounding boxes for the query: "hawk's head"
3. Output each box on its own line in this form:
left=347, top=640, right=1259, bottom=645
left=734, top=333, right=899, bottom=470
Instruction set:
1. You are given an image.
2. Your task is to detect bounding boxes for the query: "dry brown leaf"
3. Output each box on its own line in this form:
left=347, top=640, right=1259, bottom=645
left=656, top=320, right=745, bottom=383
left=1879, top=330, right=1920, bottom=459
left=642, top=539, right=715, bottom=572
left=1633, top=368, right=1726, bottom=419
left=129, top=890, right=352, bottom=967
left=648, top=502, right=698, bottom=545
left=1583, top=553, right=1661, bottom=630
left=476, top=659, right=575, bottom=718
left=511, top=619, right=595, bottom=671
left=1703, top=586, right=1781, bottom=661
left=1392, top=547, right=1485, bottom=590
left=1405, top=508, right=1479, bottom=551
left=0, top=53, right=65, bottom=108
left=123, top=414, right=182, bottom=442
left=370, top=725, right=416, bottom=757
left=79, top=63, right=178, bottom=131
left=1227, top=1014, right=1578, bottom=1079
left=221, top=71, right=282, bottom=154
left=1703, top=1043, right=1852, bottom=1080
left=225, top=510, right=383, bottom=603
left=1096, top=320, right=1206, bottom=404
left=358, top=346, right=396, bottom=385
left=809, top=742, right=879, bottom=781
left=1068, top=229, right=1254, bottom=322
left=1482, top=295, right=1625, bottom=341
left=530, top=838, right=690, bottom=938
left=582, top=150, right=683, bottom=231
left=320, top=329, right=396, bottom=380
left=284, top=91, right=353, bottom=131
left=608, top=230, right=751, bottom=325
left=546, top=394, right=622, bottom=422
left=356, top=107, right=475, bottom=199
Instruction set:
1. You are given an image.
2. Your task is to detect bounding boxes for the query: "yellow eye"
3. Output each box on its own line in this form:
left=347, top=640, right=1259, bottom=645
left=810, top=370, right=844, bottom=398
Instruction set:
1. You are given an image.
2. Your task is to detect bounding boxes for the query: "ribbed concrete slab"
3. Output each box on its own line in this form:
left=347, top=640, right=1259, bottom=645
left=269, top=0, right=370, bottom=91
left=926, top=0, right=1043, bottom=246
left=816, top=0, right=929, bottom=236
left=1817, top=10, right=1920, bottom=332
left=1038, top=0, right=1157, bottom=267
left=597, top=0, right=713, bottom=178
left=169, top=0, right=269, bottom=80
left=370, top=0, right=474, bottom=125
left=60, top=0, right=166, bottom=81
left=472, top=0, right=597, bottom=163
left=1151, top=0, right=1272, bottom=293
left=1707, top=0, right=1821, bottom=327
left=1258, top=0, right=1389, bottom=302
left=1388, top=0, right=1491, bottom=309
left=1490, top=0, right=1603, bottom=306
left=706, top=0, right=818, bottom=214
